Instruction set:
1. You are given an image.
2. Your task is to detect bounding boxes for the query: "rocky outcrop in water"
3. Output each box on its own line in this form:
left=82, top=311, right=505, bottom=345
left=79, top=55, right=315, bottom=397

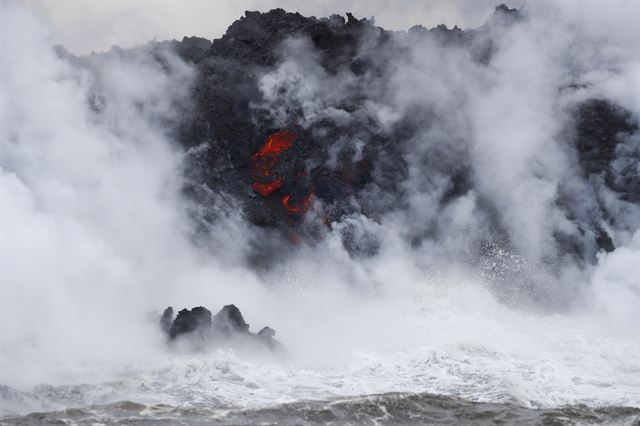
left=168, top=306, right=212, bottom=339
left=160, top=305, right=283, bottom=352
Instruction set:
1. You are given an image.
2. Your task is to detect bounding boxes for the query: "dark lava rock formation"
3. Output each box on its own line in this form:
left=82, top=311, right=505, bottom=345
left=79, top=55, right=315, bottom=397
left=160, top=305, right=283, bottom=352
left=168, top=306, right=212, bottom=339
left=66, top=4, right=639, bottom=270
left=172, top=6, right=526, bottom=237
left=163, top=5, right=637, bottom=264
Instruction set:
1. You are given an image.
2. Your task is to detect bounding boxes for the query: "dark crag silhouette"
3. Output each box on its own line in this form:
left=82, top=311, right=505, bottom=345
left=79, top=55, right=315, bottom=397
left=160, top=305, right=284, bottom=352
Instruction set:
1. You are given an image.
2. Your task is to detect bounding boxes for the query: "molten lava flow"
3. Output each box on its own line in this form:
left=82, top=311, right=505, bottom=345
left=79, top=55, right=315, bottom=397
left=252, top=130, right=314, bottom=218
left=252, top=178, right=284, bottom=197
left=282, top=193, right=314, bottom=214
left=254, top=130, right=297, bottom=158
left=251, top=130, right=297, bottom=197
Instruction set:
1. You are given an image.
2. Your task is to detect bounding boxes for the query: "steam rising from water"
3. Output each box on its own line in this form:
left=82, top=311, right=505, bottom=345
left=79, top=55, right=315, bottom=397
left=1, top=1, right=639, bottom=416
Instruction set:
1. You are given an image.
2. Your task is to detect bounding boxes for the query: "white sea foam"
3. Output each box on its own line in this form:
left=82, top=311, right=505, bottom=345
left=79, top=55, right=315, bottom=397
left=2, top=274, right=637, bottom=417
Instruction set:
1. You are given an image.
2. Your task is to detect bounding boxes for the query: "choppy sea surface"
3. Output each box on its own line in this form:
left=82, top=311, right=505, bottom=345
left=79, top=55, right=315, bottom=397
left=2, top=338, right=639, bottom=426
left=2, top=393, right=639, bottom=425
left=2, top=279, right=639, bottom=426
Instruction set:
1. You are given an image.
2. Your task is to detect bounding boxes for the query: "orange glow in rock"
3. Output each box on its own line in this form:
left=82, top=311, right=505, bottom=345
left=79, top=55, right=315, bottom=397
left=251, top=131, right=297, bottom=197
left=252, top=178, right=284, bottom=197
left=282, top=192, right=314, bottom=214
left=254, top=131, right=297, bottom=158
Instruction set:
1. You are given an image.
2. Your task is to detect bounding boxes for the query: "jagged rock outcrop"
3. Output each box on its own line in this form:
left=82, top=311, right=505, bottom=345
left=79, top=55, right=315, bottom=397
left=168, top=306, right=212, bottom=339
left=213, top=304, right=250, bottom=335
left=160, top=304, right=283, bottom=352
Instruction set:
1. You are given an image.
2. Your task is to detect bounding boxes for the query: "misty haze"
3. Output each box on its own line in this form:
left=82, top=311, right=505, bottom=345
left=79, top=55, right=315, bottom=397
left=1, top=1, right=639, bottom=425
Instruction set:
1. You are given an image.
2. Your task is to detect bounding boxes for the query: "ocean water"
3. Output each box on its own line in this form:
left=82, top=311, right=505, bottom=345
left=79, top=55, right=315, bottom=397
left=3, top=394, right=640, bottom=425
left=2, top=279, right=638, bottom=425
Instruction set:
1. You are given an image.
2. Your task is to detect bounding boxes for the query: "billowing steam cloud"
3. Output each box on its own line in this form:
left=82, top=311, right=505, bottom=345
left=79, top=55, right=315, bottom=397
left=0, top=0, right=638, bottom=414
left=1, top=4, right=260, bottom=388
left=249, top=2, right=640, bottom=304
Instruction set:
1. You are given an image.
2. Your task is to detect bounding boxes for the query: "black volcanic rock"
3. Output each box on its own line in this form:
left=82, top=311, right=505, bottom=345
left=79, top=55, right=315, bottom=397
left=168, top=306, right=212, bottom=339
left=178, top=9, right=494, bottom=219
left=178, top=7, right=638, bottom=265
left=178, top=9, right=407, bottom=255
left=69, top=6, right=638, bottom=268
left=573, top=99, right=639, bottom=203
left=257, top=326, right=276, bottom=338
left=257, top=326, right=284, bottom=352
left=213, top=304, right=250, bottom=335
left=492, top=4, right=522, bottom=24
left=161, top=304, right=283, bottom=353
left=174, top=36, right=212, bottom=62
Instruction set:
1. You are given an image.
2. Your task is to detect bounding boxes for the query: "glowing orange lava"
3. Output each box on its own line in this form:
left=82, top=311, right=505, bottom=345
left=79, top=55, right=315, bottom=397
left=251, top=131, right=297, bottom=197
left=252, top=130, right=315, bottom=220
left=254, top=130, right=297, bottom=158
left=282, top=193, right=314, bottom=214
left=252, top=178, right=284, bottom=197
